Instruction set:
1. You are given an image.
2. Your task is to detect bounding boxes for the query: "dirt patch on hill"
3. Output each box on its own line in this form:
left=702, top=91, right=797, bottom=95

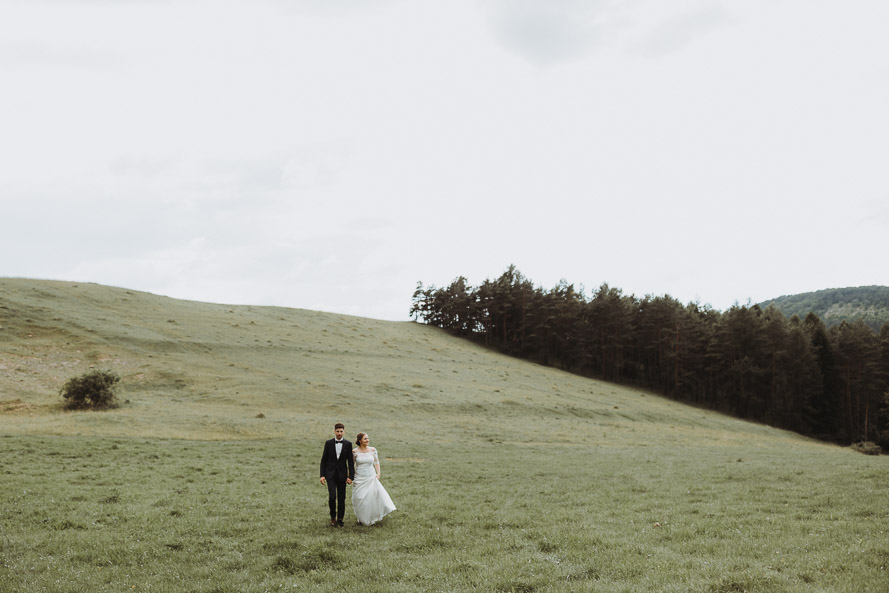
left=0, top=399, right=39, bottom=414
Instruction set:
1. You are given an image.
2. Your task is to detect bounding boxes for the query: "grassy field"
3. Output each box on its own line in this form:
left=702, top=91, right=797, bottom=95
left=1, top=279, right=888, bottom=592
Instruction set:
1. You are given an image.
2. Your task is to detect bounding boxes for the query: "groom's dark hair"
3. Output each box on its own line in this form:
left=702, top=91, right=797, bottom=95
left=334, top=422, right=345, bottom=430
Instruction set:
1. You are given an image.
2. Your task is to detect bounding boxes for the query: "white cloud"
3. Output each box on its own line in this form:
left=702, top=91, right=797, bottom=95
left=483, top=0, right=616, bottom=63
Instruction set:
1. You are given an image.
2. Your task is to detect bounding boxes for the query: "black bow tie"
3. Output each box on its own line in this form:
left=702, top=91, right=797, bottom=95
left=335, top=440, right=343, bottom=444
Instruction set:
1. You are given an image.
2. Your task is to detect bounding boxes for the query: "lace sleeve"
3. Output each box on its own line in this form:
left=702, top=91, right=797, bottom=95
left=373, top=448, right=380, bottom=464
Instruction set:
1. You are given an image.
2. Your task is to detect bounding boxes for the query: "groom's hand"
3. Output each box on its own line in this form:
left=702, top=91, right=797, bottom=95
left=346, top=478, right=352, bottom=484
left=320, top=477, right=326, bottom=485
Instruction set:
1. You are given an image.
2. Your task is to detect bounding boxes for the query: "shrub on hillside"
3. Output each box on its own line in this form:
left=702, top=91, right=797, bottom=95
left=60, top=370, right=120, bottom=410
left=851, top=441, right=882, bottom=456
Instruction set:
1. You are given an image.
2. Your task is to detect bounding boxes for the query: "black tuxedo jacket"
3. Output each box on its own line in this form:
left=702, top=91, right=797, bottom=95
left=320, top=438, right=355, bottom=482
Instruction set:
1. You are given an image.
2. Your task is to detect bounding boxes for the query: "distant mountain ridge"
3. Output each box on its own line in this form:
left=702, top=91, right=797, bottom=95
left=759, top=286, right=889, bottom=331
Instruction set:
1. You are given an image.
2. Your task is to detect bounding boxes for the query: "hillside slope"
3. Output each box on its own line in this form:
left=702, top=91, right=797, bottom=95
left=759, top=285, right=889, bottom=331
left=1, top=278, right=813, bottom=449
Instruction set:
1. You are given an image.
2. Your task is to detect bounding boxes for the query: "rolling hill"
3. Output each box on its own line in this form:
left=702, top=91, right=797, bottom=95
left=4, top=279, right=889, bottom=592
left=1, top=278, right=820, bottom=449
left=759, top=285, right=889, bottom=331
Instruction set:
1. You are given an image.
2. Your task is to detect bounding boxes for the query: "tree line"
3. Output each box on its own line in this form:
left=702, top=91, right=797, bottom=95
left=411, top=266, right=889, bottom=448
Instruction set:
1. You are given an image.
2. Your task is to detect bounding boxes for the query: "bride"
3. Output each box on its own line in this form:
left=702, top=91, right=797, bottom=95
left=351, top=433, right=396, bottom=525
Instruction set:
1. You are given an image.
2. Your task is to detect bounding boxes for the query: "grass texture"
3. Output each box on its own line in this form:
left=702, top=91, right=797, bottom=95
left=1, top=279, right=887, bottom=592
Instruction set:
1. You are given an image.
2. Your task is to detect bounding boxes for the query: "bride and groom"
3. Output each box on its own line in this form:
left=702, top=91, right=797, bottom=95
left=319, top=422, right=396, bottom=526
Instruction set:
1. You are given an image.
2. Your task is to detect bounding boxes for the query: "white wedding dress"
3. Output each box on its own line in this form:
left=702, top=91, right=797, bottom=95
left=351, top=448, right=396, bottom=525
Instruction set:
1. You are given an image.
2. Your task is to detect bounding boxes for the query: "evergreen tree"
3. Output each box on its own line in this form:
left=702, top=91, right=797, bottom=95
left=803, top=313, right=842, bottom=440
left=770, top=316, right=819, bottom=433
left=876, top=323, right=889, bottom=448
left=831, top=320, right=882, bottom=442
left=711, top=305, right=768, bottom=420
left=633, top=295, right=685, bottom=395
left=586, top=284, right=633, bottom=382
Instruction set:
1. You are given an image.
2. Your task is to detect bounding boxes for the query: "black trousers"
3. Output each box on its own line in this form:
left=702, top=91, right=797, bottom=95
left=327, top=478, right=347, bottom=521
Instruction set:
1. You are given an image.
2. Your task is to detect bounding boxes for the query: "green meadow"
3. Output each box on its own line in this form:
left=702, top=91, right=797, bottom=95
left=1, top=279, right=887, bottom=592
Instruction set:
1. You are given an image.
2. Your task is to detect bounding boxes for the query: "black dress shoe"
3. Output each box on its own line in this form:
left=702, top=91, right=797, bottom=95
left=336, top=520, right=344, bottom=527
left=329, top=519, right=337, bottom=527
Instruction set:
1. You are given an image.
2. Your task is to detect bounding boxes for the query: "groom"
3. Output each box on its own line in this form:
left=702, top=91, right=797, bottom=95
left=319, top=422, right=355, bottom=527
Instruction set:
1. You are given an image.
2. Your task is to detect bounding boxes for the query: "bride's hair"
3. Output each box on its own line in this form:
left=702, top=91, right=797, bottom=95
left=356, top=432, right=367, bottom=446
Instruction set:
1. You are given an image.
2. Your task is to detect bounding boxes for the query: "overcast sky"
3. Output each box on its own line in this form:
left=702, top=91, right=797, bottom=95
left=2, top=0, right=888, bottom=321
